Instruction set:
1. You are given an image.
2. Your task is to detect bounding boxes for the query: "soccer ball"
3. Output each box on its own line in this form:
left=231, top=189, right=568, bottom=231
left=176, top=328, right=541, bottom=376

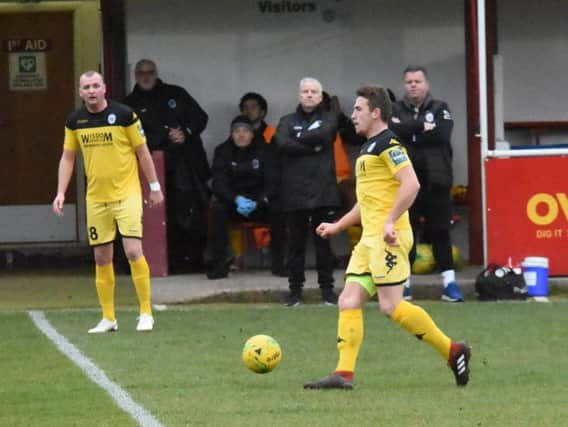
left=242, top=335, right=282, bottom=374
left=412, top=243, right=466, bottom=274
left=412, top=243, right=436, bottom=274
left=452, top=244, right=466, bottom=270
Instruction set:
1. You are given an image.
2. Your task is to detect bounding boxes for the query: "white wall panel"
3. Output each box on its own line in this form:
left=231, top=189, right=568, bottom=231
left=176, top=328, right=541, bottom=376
left=0, top=205, right=76, bottom=243
left=498, top=0, right=568, bottom=122
left=126, top=0, right=468, bottom=183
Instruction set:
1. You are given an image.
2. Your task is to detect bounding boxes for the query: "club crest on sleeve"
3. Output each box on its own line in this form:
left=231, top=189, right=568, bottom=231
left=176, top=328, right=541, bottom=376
left=107, top=113, right=117, bottom=125
left=137, top=123, right=145, bottom=137
left=388, top=148, right=408, bottom=165
left=252, top=159, right=260, bottom=169
left=168, top=99, right=177, bottom=109
left=443, top=109, right=452, bottom=120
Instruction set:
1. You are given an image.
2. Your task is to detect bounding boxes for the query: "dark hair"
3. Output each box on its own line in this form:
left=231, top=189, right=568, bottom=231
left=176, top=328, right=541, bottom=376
left=403, top=65, right=428, bottom=79
left=134, top=58, right=157, bottom=73
left=356, top=85, right=392, bottom=121
left=239, top=92, right=268, bottom=113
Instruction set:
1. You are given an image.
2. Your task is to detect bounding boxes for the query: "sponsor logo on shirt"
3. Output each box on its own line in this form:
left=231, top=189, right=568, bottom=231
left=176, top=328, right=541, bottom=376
left=81, top=132, right=113, bottom=145
left=388, top=148, right=408, bottom=166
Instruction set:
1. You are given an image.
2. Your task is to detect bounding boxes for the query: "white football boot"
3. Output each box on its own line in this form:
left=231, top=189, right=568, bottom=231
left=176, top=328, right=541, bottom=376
left=136, top=314, right=154, bottom=332
left=88, top=318, right=118, bottom=334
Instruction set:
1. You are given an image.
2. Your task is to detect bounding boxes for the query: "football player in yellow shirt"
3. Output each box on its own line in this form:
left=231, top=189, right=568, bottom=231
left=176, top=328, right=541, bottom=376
left=52, top=71, right=164, bottom=333
left=304, top=86, right=470, bottom=390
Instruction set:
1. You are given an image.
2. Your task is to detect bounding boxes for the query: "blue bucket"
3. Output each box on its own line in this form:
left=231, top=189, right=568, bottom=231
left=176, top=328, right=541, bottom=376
left=522, top=257, right=549, bottom=297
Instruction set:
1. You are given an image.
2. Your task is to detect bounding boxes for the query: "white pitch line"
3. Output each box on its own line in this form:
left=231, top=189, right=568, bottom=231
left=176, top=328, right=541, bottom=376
left=27, top=310, right=163, bottom=427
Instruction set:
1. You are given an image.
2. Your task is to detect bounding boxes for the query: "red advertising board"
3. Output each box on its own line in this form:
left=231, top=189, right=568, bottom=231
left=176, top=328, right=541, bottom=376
left=485, top=156, right=568, bottom=275
left=141, top=151, right=168, bottom=277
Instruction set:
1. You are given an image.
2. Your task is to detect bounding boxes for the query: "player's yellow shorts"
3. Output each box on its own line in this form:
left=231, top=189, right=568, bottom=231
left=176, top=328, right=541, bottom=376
left=86, top=193, right=143, bottom=246
left=345, top=230, right=413, bottom=297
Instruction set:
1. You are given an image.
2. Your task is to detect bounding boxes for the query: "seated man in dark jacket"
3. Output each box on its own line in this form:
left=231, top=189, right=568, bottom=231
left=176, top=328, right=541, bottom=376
left=207, top=116, right=279, bottom=279
left=124, top=59, right=210, bottom=273
left=239, top=92, right=287, bottom=276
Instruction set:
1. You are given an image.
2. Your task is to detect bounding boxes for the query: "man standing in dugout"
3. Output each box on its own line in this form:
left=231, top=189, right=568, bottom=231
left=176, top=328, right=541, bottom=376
left=53, top=71, right=164, bottom=333
left=124, top=59, right=210, bottom=273
left=389, top=65, right=464, bottom=302
left=273, top=77, right=340, bottom=306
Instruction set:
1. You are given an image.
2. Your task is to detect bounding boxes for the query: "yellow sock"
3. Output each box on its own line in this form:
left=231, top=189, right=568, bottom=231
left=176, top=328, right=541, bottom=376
left=95, top=263, right=115, bottom=321
left=335, top=309, right=363, bottom=378
left=129, top=256, right=152, bottom=315
left=391, top=300, right=451, bottom=360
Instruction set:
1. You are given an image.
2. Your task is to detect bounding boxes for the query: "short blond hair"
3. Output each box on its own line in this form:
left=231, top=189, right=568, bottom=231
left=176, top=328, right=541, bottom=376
left=79, top=70, right=104, bottom=83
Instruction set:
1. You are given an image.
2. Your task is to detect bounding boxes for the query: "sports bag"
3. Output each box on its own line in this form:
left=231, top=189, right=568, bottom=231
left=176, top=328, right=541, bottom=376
left=475, top=263, right=528, bottom=301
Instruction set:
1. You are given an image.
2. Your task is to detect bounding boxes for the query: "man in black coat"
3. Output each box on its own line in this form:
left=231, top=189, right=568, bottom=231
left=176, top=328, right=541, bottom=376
left=273, top=77, right=340, bottom=306
left=207, top=116, right=279, bottom=279
left=124, top=59, right=210, bottom=273
left=389, top=65, right=464, bottom=302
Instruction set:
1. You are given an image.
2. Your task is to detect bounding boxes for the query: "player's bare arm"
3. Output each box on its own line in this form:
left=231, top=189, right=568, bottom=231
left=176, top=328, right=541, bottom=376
left=384, top=165, right=420, bottom=245
left=135, top=144, right=164, bottom=207
left=53, top=149, right=77, bottom=216
left=317, top=203, right=361, bottom=239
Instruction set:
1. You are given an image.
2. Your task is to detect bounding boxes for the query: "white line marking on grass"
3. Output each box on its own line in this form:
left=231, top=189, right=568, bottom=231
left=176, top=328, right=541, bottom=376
left=28, top=310, right=163, bottom=427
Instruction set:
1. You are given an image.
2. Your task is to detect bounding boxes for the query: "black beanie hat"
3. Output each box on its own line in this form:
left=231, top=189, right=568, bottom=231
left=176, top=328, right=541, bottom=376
left=230, top=115, right=253, bottom=131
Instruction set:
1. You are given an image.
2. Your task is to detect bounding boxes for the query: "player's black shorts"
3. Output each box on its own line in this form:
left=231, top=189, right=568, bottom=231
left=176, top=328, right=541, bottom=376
left=410, top=186, right=452, bottom=231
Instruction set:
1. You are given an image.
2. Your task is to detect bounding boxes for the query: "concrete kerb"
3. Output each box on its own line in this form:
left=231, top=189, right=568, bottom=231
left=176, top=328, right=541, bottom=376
left=151, top=266, right=568, bottom=305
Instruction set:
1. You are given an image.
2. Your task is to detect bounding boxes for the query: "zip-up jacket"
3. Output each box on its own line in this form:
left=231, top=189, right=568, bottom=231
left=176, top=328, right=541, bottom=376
left=389, top=94, right=454, bottom=189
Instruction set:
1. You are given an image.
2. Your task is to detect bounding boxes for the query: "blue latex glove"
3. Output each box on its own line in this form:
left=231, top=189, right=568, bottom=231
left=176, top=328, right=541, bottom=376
left=235, top=196, right=256, bottom=217
left=245, top=199, right=257, bottom=215
left=235, top=195, right=249, bottom=216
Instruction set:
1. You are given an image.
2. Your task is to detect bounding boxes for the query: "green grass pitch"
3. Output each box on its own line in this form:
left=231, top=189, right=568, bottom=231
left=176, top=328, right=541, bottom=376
left=1, top=287, right=568, bottom=426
